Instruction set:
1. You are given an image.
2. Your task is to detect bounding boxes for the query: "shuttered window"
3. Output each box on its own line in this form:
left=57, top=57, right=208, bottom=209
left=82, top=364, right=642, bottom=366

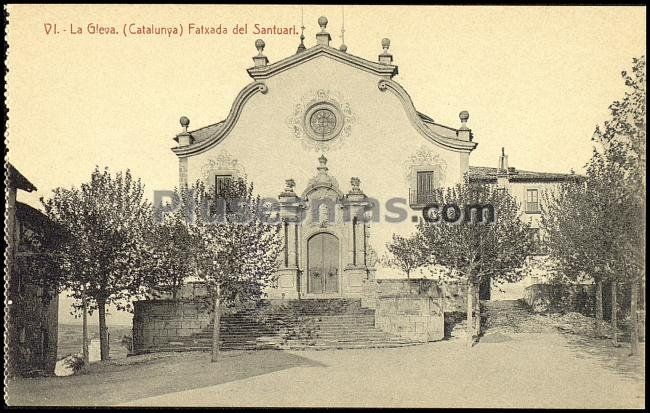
left=416, top=171, right=434, bottom=204
left=215, top=175, right=233, bottom=198
left=526, top=189, right=539, bottom=213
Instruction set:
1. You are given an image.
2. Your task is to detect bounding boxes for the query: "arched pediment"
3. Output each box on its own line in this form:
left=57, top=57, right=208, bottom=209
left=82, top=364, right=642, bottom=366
left=301, top=155, right=344, bottom=201
left=247, top=44, right=398, bottom=81
left=172, top=81, right=268, bottom=157
left=377, top=79, right=478, bottom=153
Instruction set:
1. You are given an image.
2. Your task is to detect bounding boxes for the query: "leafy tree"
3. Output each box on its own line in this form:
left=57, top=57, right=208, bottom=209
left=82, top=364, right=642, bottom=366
left=541, top=171, right=621, bottom=337
left=383, top=233, right=427, bottom=279
left=591, top=55, right=646, bottom=354
left=41, top=167, right=153, bottom=360
left=417, top=181, right=534, bottom=347
left=187, top=178, right=283, bottom=362
left=544, top=56, right=646, bottom=352
left=147, top=187, right=202, bottom=301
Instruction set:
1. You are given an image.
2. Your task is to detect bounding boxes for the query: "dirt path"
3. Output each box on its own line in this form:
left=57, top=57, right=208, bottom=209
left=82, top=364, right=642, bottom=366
left=120, top=335, right=643, bottom=408
left=7, top=300, right=644, bottom=407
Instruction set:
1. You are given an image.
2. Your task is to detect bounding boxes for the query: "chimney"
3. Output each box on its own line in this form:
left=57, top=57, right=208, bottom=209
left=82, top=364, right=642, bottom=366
left=378, top=38, right=393, bottom=64
left=498, top=147, right=509, bottom=172
left=252, top=39, right=269, bottom=67
left=316, top=16, right=331, bottom=46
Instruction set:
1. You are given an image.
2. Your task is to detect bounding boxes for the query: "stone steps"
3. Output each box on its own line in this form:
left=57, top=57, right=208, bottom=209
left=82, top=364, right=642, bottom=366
left=140, top=298, right=420, bottom=352
left=146, top=338, right=419, bottom=353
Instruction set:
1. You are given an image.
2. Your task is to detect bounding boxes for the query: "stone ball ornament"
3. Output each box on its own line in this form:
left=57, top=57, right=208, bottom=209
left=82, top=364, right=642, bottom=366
left=381, top=38, right=391, bottom=48
left=459, top=110, right=469, bottom=122
left=318, top=16, right=328, bottom=29
left=255, top=39, right=265, bottom=52
left=180, top=116, right=190, bottom=128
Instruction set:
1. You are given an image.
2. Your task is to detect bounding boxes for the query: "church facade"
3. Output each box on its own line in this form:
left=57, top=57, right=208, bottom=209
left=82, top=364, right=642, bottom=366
left=170, top=16, right=572, bottom=301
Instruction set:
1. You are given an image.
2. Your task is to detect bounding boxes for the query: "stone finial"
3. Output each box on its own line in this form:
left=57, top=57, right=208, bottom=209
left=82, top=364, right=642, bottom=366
left=253, top=39, right=269, bottom=67
left=280, top=178, right=298, bottom=198
left=317, top=155, right=328, bottom=172
left=378, top=38, right=393, bottom=64
left=350, top=177, right=361, bottom=192
left=175, top=116, right=194, bottom=147
left=255, top=39, right=265, bottom=54
left=285, top=178, right=296, bottom=192
left=347, top=176, right=366, bottom=199
left=339, top=44, right=348, bottom=52
left=457, top=111, right=471, bottom=141
left=180, top=116, right=190, bottom=132
left=459, top=110, right=470, bottom=128
left=316, top=16, right=331, bottom=46
left=297, top=32, right=306, bottom=53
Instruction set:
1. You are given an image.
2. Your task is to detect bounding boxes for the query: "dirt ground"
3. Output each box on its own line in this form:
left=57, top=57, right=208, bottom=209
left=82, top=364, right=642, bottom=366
left=6, top=300, right=645, bottom=408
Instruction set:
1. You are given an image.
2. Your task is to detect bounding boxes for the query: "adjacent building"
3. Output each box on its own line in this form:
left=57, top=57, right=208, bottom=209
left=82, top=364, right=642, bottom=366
left=468, top=149, right=583, bottom=300
left=5, top=163, right=60, bottom=376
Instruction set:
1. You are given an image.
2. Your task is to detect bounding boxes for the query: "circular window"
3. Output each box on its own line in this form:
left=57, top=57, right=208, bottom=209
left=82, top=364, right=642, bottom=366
left=304, top=103, right=344, bottom=142
left=310, top=109, right=337, bottom=137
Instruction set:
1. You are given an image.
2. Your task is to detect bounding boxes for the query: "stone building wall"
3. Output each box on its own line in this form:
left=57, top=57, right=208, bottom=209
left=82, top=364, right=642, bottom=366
left=6, top=282, right=59, bottom=377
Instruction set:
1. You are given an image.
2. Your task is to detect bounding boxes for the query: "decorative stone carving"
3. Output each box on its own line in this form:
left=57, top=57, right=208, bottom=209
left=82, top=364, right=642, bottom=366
left=318, top=203, right=330, bottom=227
left=403, top=146, right=448, bottom=187
left=286, top=89, right=356, bottom=152
left=200, top=151, right=246, bottom=185
left=302, top=155, right=344, bottom=201
left=366, top=244, right=379, bottom=269
left=349, top=177, right=363, bottom=194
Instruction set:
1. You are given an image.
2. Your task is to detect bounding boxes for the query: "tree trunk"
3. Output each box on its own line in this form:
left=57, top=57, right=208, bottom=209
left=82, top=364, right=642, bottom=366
left=82, top=289, right=89, bottom=364
left=466, top=281, right=474, bottom=348
left=595, top=280, right=603, bottom=337
left=475, top=287, right=481, bottom=337
left=611, top=282, right=618, bottom=346
left=211, top=287, right=221, bottom=362
left=98, top=298, right=110, bottom=361
left=630, top=279, right=639, bottom=356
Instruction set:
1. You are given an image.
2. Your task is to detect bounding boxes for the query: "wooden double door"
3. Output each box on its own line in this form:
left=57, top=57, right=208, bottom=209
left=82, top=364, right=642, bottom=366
left=307, top=233, right=339, bottom=294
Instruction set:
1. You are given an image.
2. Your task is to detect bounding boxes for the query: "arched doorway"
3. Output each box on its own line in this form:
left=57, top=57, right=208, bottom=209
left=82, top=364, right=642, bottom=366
left=307, top=233, right=339, bottom=294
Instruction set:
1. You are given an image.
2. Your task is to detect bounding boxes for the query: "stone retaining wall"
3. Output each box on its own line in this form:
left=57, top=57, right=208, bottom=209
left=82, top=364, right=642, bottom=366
left=132, top=299, right=213, bottom=353
left=362, top=278, right=475, bottom=313
left=375, top=295, right=444, bottom=342
left=524, top=283, right=594, bottom=315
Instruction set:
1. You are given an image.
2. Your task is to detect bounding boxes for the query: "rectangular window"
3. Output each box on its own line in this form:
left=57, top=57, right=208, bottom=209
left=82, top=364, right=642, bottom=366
left=528, top=227, right=546, bottom=255
left=416, top=171, right=435, bottom=204
left=215, top=175, right=233, bottom=198
left=526, top=188, right=540, bottom=213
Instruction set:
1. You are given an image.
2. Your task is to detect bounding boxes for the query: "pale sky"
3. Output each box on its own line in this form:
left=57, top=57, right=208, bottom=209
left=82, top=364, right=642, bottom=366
left=6, top=5, right=646, bottom=324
